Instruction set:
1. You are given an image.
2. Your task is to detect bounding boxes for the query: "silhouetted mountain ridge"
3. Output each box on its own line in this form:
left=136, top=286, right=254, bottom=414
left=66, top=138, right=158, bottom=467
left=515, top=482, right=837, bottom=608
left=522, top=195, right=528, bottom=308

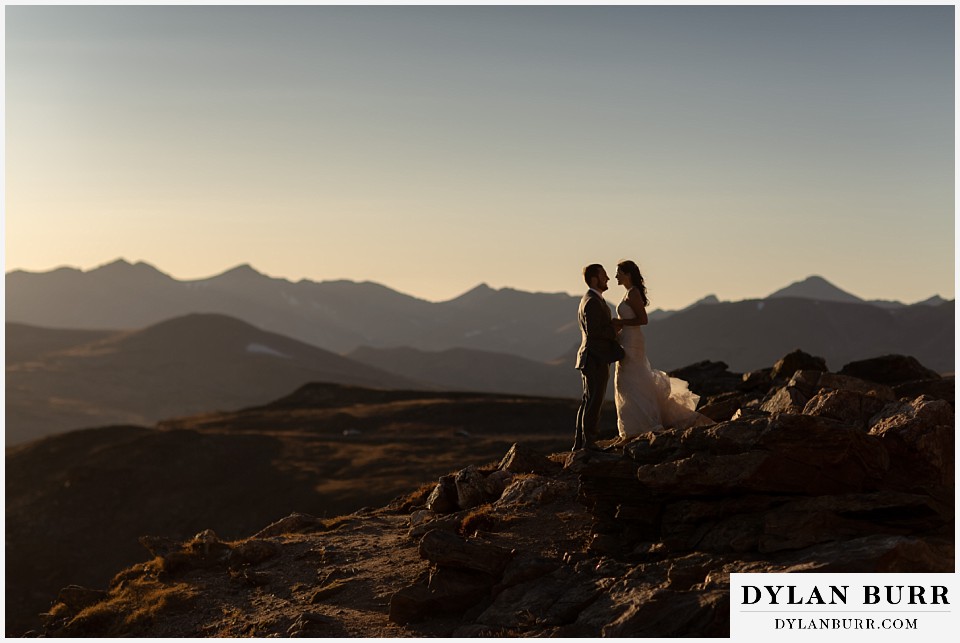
left=7, top=259, right=952, bottom=372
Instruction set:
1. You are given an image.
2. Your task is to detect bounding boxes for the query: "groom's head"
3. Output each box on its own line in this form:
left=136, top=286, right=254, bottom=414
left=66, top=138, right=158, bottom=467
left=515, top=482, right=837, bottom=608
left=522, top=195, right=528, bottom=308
left=583, top=264, right=608, bottom=292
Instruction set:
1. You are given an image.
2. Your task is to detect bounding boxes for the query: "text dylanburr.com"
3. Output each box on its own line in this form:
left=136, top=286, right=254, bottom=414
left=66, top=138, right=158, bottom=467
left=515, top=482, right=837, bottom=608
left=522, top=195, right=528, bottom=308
left=730, top=573, right=957, bottom=641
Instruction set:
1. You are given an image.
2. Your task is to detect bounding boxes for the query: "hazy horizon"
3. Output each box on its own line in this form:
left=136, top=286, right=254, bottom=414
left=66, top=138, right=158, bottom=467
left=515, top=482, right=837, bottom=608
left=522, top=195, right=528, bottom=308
left=5, top=5, right=955, bottom=310
left=5, top=256, right=951, bottom=308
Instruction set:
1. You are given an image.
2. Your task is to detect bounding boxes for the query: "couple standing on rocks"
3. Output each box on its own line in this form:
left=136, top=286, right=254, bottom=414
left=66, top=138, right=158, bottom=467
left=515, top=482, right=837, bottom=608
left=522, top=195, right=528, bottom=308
left=574, top=261, right=711, bottom=451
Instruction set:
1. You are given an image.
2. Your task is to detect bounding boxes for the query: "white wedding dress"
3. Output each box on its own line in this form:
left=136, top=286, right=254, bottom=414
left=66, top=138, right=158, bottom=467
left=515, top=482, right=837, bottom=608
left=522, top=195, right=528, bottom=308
left=614, top=293, right=712, bottom=438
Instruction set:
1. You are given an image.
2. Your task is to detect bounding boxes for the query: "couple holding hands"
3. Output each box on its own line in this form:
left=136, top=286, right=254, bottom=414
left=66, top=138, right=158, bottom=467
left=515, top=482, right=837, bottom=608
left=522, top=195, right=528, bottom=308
left=574, top=260, right=710, bottom=451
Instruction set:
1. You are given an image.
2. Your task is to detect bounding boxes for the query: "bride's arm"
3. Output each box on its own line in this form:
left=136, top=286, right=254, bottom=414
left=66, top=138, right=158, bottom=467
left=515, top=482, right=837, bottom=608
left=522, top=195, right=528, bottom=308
left=623, top=289, right=649, bottom=326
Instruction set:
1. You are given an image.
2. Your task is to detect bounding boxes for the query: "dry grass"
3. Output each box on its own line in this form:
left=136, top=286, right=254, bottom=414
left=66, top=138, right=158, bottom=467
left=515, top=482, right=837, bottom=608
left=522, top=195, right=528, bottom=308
left=458, top=506, right=515, bottom=537
left=51, top=579, right=198, bottom=636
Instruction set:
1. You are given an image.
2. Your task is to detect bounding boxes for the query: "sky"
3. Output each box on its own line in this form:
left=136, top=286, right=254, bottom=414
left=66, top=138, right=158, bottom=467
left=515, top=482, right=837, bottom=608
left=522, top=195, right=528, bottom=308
left=4, top=4, right=955, bottom=310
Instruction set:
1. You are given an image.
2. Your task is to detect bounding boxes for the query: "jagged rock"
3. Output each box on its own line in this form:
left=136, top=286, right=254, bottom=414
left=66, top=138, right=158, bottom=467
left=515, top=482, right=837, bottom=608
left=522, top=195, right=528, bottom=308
left=454, top=466, right=488, bottom=510
left=408, top=511, right=460, bottom=540
left=254, top=513, right=325, bottom=538
left=697, top=391, right=751, bottom=422
left=771, top=349, right=827, bottom=381
left=425, top=475, right=458, bottom=514
left=894, top=377, right=954, bottom=406
left=389, top=566, right=494, bottom=625
left=802, top=388, right=890, bottom=428
left=664, top=552, right=723, bottom=590
left=418, top=529, right=513, bottom=576
left=634, top=415, right=888, bottom=496
left=389, top=583, right=433, bottom=625
left=498, top=443, right=560, bottom=475
left=786, top=369, right=825, bottom=398
left=775, top=534, right=951, bottom=573
left=758, top=492, right=947, bottom=553
left=759, top=384, right=809, bottom=414
left=730, top=407, right=770, bottom=421
left=494, top=476, right=577, bottom=508
left=454, top=465, right=510, bottom=510
left=55, top=585, right=108, bottom=612
left=739, top=368, right=773, bottom=392
left=659, top=495, right=783, bottom=553
left=840, top=354, right=941, bottom=385
left=474, top=566, right=604, bottom=629
left=427, top=567, right=496, bottom=611
left=869, top=396, right=955, bottom=491
left=485, top=469, right=514, bottom=499
left=815, top=373, right=896, bottom=401
left=668, top=360, right=742, bottom=397
left=497, top=553, right=562, bottom=589
left=598, top=587, right=729, bottom=638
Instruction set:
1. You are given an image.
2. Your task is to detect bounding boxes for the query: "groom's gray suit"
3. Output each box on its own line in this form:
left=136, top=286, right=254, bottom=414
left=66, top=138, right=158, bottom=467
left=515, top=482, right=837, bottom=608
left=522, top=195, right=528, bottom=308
left=573, top=289, right=620, bottom=450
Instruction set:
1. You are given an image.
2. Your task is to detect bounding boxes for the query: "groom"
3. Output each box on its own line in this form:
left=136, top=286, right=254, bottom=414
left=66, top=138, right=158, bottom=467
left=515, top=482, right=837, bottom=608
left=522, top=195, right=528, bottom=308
left=573, top=264, right=623, bottom=451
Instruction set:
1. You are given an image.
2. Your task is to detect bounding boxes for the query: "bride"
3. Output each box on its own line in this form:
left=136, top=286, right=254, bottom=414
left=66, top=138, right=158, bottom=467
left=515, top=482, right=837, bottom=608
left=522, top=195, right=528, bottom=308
left=612, top=260, right=712, bottom=438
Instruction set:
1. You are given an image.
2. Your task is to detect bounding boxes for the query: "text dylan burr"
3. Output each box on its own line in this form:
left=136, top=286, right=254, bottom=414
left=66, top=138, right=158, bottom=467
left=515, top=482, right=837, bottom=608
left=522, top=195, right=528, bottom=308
left=742, top=585, right=949, bottom=606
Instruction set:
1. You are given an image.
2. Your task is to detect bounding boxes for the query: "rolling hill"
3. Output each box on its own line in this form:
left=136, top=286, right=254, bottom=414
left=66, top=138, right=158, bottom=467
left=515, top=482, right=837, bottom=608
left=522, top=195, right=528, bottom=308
left=4, top=314, right=421, bottom=445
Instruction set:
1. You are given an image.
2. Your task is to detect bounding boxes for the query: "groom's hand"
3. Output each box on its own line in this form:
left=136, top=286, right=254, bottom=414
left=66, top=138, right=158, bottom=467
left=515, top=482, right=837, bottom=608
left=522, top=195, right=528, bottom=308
left=612, top=319, right=624, bottom=332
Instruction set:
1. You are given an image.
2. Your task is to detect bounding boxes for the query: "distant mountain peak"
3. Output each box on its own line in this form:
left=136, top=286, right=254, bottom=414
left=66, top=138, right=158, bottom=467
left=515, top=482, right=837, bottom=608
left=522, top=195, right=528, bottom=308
left=445, top=283, right=495, bottom=305
left=199, top=263, right=277, bottom=284
left=688, top=294, right=720, bottom=307
left=88, top=259, right=171, bottom=280
left=220, top=263, right=263, bottom=277
left=916, top=295, right=947, bottom=306
left=767, top=275, right=862, bottom=303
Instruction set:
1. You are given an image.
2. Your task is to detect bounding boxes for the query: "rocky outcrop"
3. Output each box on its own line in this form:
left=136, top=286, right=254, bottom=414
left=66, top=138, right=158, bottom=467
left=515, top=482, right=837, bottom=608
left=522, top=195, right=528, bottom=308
left=840, top=354, right=942, bottom=385
left=386, top=350, right=952, bottom=637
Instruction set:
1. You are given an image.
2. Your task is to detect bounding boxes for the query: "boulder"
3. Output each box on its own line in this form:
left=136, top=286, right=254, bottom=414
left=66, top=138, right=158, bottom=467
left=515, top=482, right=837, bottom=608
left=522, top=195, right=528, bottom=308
left=869, top=396, right=955, bottom=492
left=425, top=475, right=459, bottom=514
left=455, top=466, right=499, bottom=510
left=498, top=443, right=560, bottom=475
left=418, top=529, right=513, bottom=576
left=739, top=368, right=773, bottom=392
left=771, top=349, right=827, bottom=381
left=759, top=385, right=808, bottom=414
left=840, top=355, right=941, bottom=385
left=815, top=373, right=896, bottom=401
left=495, top=476, right=577, bottom=508
left=802, top=388, right=890, bottom=428
left=894, top=377, right=954, bottom=406
left=668, top=361, right=742, bottom=397
left=697, top=392, right=750, bottom=423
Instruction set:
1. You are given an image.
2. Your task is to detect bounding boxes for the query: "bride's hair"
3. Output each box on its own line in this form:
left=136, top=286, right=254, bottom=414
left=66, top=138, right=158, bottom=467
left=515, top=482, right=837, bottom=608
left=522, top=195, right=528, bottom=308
left=617, top=260, right=649, bottom=306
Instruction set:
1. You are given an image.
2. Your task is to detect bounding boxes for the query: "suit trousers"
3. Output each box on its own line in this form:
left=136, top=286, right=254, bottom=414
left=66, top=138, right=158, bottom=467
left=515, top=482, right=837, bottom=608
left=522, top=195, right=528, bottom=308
left=574, top=357, right=609, bottom=450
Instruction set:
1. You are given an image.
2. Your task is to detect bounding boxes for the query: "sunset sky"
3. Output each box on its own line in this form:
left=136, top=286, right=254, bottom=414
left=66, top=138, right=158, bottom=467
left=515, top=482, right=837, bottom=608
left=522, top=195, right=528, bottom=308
left=4, top=4, right=955, bottom=310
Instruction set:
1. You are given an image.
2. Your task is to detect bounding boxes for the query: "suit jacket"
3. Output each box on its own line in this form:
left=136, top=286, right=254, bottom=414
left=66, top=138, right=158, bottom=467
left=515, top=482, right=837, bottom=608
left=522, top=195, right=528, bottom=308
left=575, top=290, right=621, bottom=369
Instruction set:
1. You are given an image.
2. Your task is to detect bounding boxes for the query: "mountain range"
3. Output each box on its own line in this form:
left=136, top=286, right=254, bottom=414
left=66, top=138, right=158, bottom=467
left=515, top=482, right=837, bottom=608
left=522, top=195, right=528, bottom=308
left=6, top=260, right=950, bottom=363
left=6, top=261, right=953, bottom=445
